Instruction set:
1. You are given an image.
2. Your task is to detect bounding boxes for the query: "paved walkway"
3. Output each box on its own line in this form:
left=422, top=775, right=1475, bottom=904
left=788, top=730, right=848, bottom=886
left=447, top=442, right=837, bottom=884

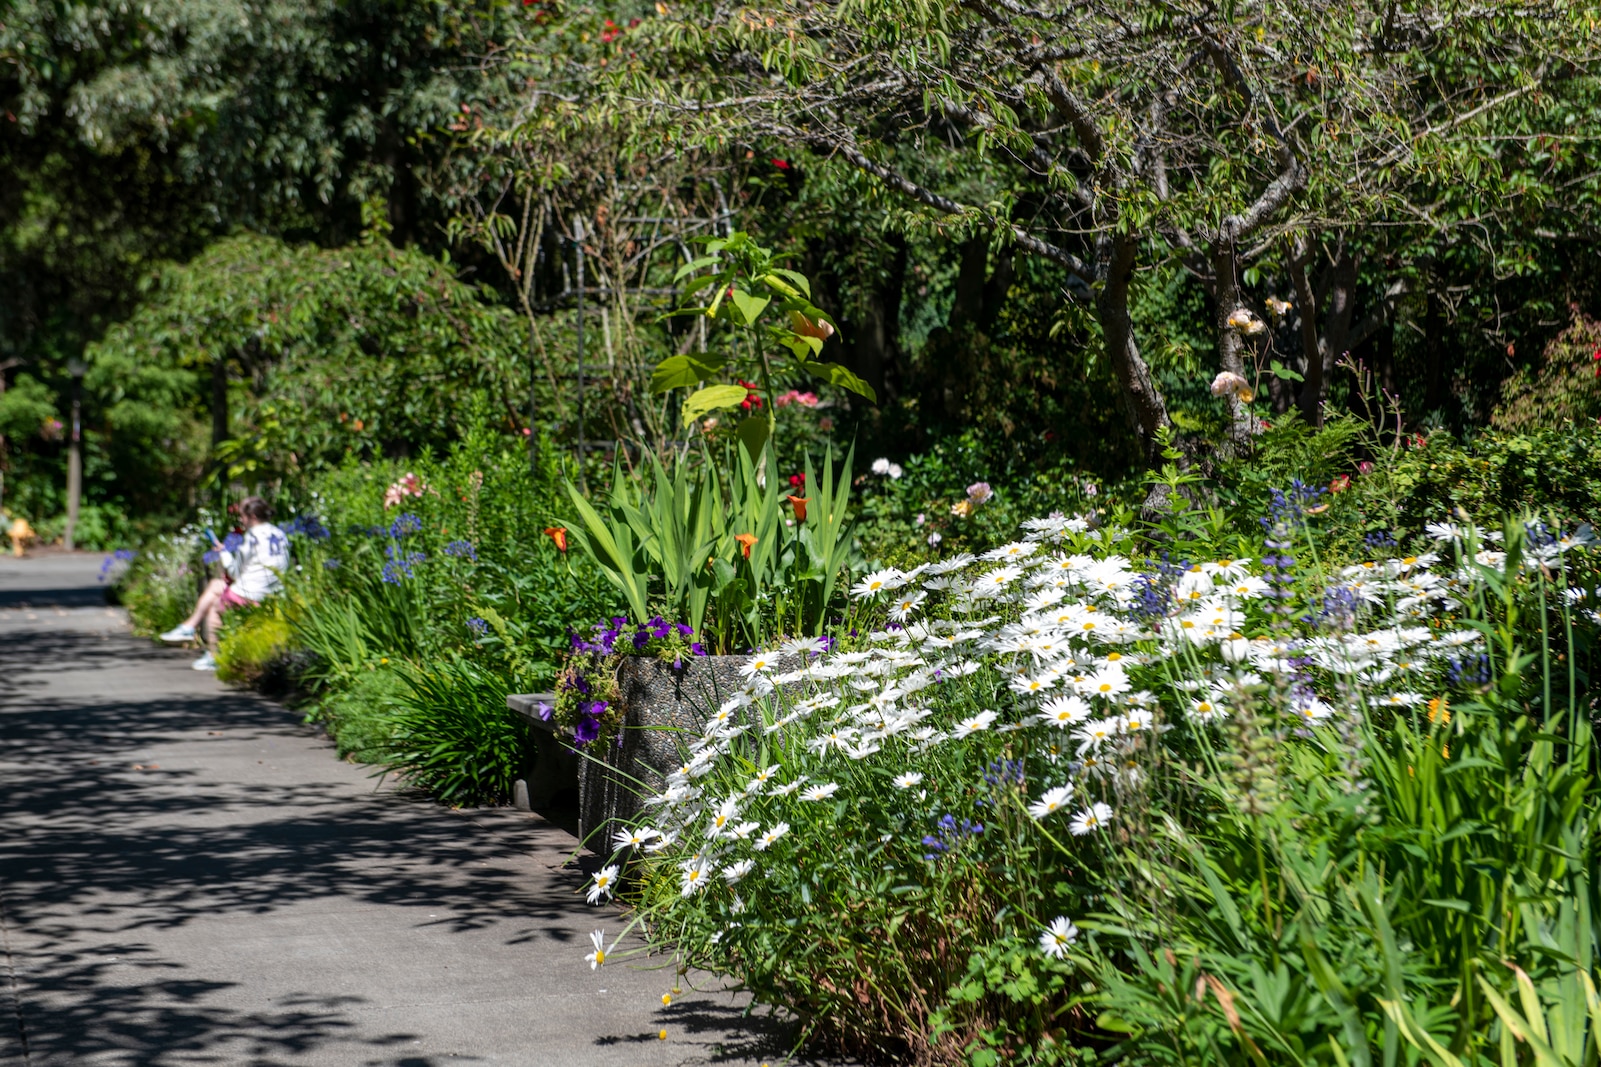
left=0, top=553, right=796, bottom=1067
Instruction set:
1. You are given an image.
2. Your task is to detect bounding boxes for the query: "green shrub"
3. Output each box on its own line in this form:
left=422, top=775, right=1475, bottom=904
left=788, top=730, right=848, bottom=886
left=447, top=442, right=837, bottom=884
left=309, top=662, right=409, bottom=764
left=34, top=501, right=137, bottom=551
left=1493, top=312, right=1601, bottom=431
left=216, top=603, right=292, bottom=686
left=853, top=428, right=1105, bottom=565
left=116, top=533, right=204, bottom=637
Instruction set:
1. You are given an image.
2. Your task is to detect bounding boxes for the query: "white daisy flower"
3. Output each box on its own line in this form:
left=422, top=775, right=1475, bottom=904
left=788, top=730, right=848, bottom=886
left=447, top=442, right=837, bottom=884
left=1070, top=802, right=1114, bottom=835
left=1036, top=694, right=1092, bottom=728
left=1038, top=916, right=1079, bottom=958
left=586, top=929, right=609, bottom=969
left=679, top=858, right=712, bottom=896
left=983, top=541, right=1040, bottom=563
left=586, top=864, right=620, bottom=904
left=952, top=710, right=999, bottom=738
left=755, top=822, right=790, bottom=850
left=740, top=652, right=778, bottom=677
left=893, top=771, right=924, bottom=789
left=800, top=782, right=840, bottom=802
left=1072, top=718, right=1117, bottom=753
left=779, top=635, right=827, bottom=658
left=889, top=590, right=926, bottom=622
left=722, top=859, right=755, bottom=884
left=1009, top=672, right=1057, bottom=696
left=1027, top=784, right=1076, bottom=819
left=975, top=565, right=1023, bottom=594
left=1120, top=708, right=1154, bottom=734
left=611, top=826, right=660, bottom=850
left=851, top=568, right=906, bottom=597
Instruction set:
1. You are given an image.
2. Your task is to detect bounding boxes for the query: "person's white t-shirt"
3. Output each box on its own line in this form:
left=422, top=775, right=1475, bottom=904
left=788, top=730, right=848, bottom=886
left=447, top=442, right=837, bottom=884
left=220, top=524, right=290, bottom=602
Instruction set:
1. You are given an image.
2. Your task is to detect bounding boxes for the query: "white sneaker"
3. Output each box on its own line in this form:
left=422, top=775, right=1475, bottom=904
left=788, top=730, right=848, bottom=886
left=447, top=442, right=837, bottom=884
left=192, top=652, right=217, bottom=672
left=160, top=623, right=197, bottom=644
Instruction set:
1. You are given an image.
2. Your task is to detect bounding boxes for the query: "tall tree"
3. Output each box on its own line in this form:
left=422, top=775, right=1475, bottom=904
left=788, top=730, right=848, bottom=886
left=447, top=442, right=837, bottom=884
left=591, top=0, right=1601, bottom=461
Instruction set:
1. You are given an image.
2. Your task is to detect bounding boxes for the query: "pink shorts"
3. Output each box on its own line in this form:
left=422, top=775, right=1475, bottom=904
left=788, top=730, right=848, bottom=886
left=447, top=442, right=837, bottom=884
left=219, top=587, right=256, bottom=613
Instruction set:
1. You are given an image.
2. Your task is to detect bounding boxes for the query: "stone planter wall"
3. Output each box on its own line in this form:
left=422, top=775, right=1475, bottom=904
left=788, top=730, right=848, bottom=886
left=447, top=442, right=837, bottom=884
left=510, top=653, right=794, bottom=853
left=577, top=654, right=753, bottom=850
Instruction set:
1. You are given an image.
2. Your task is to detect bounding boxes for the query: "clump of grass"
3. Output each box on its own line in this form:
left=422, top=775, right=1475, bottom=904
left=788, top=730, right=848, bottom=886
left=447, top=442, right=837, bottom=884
left=379, top=657, right=527, bottom=807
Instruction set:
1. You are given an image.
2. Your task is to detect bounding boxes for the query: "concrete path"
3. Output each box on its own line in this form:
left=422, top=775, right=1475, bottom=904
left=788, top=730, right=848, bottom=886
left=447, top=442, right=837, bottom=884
left=0, top=553, right=798, bottom=1067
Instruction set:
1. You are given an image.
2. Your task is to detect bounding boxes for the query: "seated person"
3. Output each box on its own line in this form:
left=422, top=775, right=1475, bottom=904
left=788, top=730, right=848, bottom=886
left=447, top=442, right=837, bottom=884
left=160, top=496, right=290, bottom=671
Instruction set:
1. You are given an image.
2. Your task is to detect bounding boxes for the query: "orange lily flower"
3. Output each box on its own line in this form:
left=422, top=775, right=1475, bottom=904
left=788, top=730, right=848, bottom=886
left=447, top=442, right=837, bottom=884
left=734, top=533, right=758, bottom=559
left=787, top=495, right=808, bottom=522
left=544, top=526, right=568, bottom=552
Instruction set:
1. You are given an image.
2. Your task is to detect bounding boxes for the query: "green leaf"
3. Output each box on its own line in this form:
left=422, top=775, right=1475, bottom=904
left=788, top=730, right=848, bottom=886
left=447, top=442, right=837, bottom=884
left=561, top=482, right=650, bottom=622
left=1422, top=897, right=1471, bottom=913
left=671, top=255, right=719, bottom=283
left=681, top=383, right=750, bottom=426
left=799, top=360, right=877, bottom=402
left=728, top=288, right=771, bottom=326
left=649, top=353, right=726, bottom=393
left=1170, top=410, right=1207, bottom=431
left=736, top=415, right=770, bottom=464
left=763, top=269, right=811, bottom=299
left=1269, top=360, right=1305, bottom=382
left=780, top=333, right=826, bottom=360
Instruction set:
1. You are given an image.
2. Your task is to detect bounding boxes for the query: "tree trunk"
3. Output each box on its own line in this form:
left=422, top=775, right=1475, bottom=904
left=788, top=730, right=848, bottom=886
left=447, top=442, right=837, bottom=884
left=64, top=376, right=81, bottom=551
left=1318, top=248, right=1359, bottom=391
left=1285, top=234, right=1325, bottom=426
left=212, top=356, right=229, bottom=450
left=1211, top=238, right=1256, bottom=454
left=1095, top=235, right=1169, bottom=464
left=1424, top=285, right=1446, bottom=412
left=845, top=234, right=908, bottom=409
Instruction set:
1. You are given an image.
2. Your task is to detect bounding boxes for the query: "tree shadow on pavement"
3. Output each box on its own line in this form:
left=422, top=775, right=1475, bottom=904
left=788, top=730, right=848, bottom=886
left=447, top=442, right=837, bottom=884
left=0, top=625, right=653, bottom=1066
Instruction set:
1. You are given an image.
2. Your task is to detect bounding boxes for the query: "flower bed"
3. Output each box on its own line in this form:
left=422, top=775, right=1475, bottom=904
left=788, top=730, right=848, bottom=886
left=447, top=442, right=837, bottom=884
left=576, top=503, right=1600, bottom=1064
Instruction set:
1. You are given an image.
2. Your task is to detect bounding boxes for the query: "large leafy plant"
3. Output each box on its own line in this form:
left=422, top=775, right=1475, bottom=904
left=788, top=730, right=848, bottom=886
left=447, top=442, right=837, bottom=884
left=652, top=231, right=877, bottom=453
left=563, top=442, right=857, bottom=653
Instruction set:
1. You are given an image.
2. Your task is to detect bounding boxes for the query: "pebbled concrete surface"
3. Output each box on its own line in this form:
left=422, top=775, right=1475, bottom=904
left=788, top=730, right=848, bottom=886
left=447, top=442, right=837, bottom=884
left=0, top=553, right=799, bottom=1067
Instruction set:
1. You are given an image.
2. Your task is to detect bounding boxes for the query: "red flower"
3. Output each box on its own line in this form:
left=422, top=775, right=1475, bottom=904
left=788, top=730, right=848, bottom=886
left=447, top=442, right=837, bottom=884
left=1329, top=474, right=1351, bottom=493
left=788, top=472, right=806, bottom=488
left=771, top=158, right=791, bottom=170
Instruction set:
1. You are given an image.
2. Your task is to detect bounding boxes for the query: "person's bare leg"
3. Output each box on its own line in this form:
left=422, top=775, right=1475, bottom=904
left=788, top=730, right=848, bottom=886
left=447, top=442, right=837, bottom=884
left=204, top=599, right=225, bottom=654
left=181, top=578, right=227, bottom=629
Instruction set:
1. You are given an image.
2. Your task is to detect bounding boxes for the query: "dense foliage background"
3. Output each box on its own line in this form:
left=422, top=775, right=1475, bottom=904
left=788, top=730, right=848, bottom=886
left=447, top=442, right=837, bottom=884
left=5, top=1, right=1600, bottom=539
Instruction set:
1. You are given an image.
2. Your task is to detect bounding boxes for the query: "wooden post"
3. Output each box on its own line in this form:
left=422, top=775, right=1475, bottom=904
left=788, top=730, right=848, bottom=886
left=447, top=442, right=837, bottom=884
left=64, top=359, right=85, bottom=550
left=574, top=215, right=587, bottom=491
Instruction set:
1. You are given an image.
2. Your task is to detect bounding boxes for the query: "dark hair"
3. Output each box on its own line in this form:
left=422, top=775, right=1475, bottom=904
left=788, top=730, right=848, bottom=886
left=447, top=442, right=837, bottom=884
left=239, top=497, right=272, bottom=523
